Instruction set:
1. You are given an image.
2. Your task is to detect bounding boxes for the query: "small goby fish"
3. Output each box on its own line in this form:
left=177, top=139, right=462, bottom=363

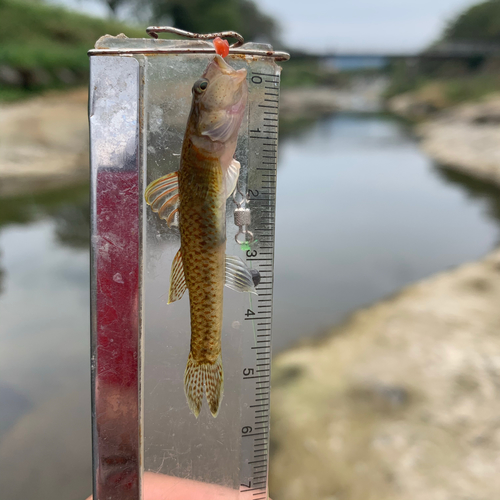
left=145, top=55, right=255, bottom=417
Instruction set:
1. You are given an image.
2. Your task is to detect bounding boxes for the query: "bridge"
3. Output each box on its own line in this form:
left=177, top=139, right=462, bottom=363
left=290, top=41, right=500, bottom=67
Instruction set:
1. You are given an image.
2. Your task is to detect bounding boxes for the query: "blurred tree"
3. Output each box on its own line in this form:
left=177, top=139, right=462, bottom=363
left=104, top=0, right=125, bottom=17
left=444, top=0, right=500, bottom=43
left=144, top=0, right=280, bottom=44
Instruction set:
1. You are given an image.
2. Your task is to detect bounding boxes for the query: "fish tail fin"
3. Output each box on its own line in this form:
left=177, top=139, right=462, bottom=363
left=184, top=352, right=224, bottom=418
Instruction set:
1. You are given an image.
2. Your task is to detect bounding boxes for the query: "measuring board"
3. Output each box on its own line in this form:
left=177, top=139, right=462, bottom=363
left=89, top=35, right=288, bottom=500
left=238, top=66, right=281, bottom=500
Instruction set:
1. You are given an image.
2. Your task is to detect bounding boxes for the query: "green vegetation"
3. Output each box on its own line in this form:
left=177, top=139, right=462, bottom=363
left=444, top=0, right=500, bottom=43
left=0, top=0, right=144, bottom=100
left=387, top=0, right=500, bottom=108
left=0, top=0, right=283, bottom=101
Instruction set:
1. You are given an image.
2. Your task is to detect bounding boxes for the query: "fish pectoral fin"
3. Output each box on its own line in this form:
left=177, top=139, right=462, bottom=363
left=225, top=255, right=257, bottom=294
left=145, top=172, right=180, bottom=221
left=168, top=249, right=187, bottom=304
left=224, top=159, right=240, bottom=199
left=167, top=208, right=179, bottom=228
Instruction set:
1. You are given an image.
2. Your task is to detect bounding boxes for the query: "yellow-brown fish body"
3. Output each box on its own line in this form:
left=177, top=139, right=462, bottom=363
left=179, top=140, right=226, bottom=417
left=145, top=55, right=254, bottom=417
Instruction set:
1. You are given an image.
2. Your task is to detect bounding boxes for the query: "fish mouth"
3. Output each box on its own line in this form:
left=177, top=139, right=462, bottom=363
left=204, top=55, right=247, bottom=84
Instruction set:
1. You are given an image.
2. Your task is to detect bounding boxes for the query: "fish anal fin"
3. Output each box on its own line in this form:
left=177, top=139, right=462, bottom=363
left=224, top=159, right=240, bottom=199
left=225, top=255, right=257, bottom=294
left=168, top=249, right=186, bottom=304
left=184, top=352, right=224, bottom=418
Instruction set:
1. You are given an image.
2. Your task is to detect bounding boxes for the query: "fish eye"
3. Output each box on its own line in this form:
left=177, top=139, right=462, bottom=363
left=193, top=79, right=209, bottom=94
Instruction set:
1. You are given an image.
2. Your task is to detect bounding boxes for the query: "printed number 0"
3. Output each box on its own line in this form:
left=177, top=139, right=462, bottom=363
left=246, top=249, right=257, bottom=257
left=251, top=75, right=263, bottom=84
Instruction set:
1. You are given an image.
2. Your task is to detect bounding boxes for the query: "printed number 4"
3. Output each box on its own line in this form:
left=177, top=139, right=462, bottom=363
left=245, top=309, right=255, bottom=317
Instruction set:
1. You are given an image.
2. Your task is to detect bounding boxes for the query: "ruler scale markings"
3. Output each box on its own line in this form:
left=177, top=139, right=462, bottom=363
left=242, top=69, right=279, bottom=500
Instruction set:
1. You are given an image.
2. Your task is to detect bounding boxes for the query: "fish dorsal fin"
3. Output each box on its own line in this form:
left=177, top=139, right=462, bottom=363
left=225, top=255, right=257, bottom=294
left=168, top=249, right=187, bottom=304
left=145, top=172, right=179, bottom=221
left=225, top=159, right=240, bottom=199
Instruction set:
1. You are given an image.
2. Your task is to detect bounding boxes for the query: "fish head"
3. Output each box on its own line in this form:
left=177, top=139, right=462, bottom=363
left=191, top=55, right=248, bottom=145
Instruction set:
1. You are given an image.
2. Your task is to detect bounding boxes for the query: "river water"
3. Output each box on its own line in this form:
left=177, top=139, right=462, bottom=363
left=1, top=113, right=500, bottom=499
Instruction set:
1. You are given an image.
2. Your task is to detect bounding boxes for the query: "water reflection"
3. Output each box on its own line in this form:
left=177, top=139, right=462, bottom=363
left=1, top=114, right=500, bottom=499
left=0, top=185, right=91, bottom=500
left=273, top=113, right=500, bottom=351
left=434, top=166, right=500, bottom=230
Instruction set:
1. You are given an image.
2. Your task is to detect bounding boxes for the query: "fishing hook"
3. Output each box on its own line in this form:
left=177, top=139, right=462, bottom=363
left=146, top=27, right=245, bottom=48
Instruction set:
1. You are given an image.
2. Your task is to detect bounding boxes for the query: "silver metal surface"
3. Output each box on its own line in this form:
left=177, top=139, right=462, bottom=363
left=90, top=55, right=143, bottom=500
left=88, top=47, right=290, bottom=61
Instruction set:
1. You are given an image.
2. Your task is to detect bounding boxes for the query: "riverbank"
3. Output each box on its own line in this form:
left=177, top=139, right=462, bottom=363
left=0, top=88, right=89, bottom=197
left=0, top=83, right=386, bottom=196
left=388, top=91, right=500, bottom=187
left=270, top=246, right=500, bottom=500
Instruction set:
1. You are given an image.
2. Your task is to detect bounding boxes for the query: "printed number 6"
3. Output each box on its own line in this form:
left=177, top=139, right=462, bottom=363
left=246, top=249, right=257, bottom=257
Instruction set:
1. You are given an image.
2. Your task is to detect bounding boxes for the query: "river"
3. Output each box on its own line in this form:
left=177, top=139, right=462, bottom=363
left=1, top=112, right=499, bottom=499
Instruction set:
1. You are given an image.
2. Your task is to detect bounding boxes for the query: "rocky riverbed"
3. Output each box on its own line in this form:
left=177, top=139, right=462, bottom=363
left=389, top=92, right=500, bottom=188
left=270, top=248, right=500, bottom=500
left=0, top=89, right=89, bottom=196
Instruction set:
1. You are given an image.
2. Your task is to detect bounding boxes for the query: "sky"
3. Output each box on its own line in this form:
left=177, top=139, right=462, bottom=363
left=56, top=0, right=480, bottom=54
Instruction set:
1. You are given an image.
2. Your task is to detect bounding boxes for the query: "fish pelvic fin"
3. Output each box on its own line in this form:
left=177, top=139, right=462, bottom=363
left=168, top=249, right=186, bottom=304
left=184, top=352, right=224, bottom=418
left=224, top=158, right=240, bottom=199
left=225, top=255, right=257, bottom=294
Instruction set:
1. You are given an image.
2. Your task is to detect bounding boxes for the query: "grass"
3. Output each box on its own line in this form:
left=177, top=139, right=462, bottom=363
left=0, top=0, right=145, bottom=100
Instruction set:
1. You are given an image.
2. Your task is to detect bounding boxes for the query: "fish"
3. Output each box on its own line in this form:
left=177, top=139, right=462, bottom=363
left=145, top=54, right=255, bottom=418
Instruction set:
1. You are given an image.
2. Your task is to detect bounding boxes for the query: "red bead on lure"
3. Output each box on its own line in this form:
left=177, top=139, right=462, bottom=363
left=213, top=37, right=230, bottom=58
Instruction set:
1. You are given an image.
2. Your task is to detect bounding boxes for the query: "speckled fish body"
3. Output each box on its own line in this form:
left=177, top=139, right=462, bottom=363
left=145, top=55, right=256, bottom=417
